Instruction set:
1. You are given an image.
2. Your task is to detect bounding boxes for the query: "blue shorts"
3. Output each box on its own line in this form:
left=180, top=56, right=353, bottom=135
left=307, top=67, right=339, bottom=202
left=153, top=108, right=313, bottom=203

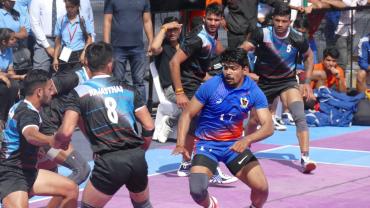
left=194, top=140, right=241, bottom=165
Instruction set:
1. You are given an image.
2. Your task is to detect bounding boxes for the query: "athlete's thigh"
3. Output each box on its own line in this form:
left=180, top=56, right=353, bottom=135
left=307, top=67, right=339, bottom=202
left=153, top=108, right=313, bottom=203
left=280, top=87, right=303, bottom=106
left=82, top=180, right=112, bottom=208
left=236, top=160, right=268, bottom=190
left=2, top=191, right=28, bottom=208
left=30, top=169, right=77, bottom=197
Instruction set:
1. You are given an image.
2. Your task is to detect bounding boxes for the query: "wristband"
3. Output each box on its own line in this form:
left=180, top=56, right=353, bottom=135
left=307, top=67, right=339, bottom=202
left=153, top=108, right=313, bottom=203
left=304, top=78, right=311, bottom=84
left=175, top=88, right=184, bottom=93
left=142, top=128, right=154, bottom=137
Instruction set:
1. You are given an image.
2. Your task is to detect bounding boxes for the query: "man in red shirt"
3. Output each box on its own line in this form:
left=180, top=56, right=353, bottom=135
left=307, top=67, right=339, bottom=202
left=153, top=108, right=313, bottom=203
left=311, top=47, right=347, bottom=93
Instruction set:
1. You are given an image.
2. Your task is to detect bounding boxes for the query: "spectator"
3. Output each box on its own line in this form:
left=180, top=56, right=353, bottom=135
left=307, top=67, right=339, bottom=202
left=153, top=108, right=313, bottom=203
left=311, top=47, right=347, bottom=93
left=0, top=28, right=25, bottom=130
left=52, top=0, right=93, bottom=72
left=357, top=33, right=370, bottom=92
left=150, top=16, right=182, bottom=143
left=103, top=0, right=153, bottom=102
left=29, top=0, right=93, bottom=72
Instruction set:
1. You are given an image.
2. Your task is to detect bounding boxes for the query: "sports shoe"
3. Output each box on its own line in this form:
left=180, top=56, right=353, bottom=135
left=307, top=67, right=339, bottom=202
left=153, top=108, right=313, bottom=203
left=272, top=115, right=287, bottom=131
left=209, top=196, right=219, bottom=208
left=210, top=167, right=238, bottom=184
left=157, top=116, right=173, bottom=143
left=177, top=161, right=191, bottom=177
left=301, top=158, right=317, bottom=174
left=282, top=112, right=295, bottom=125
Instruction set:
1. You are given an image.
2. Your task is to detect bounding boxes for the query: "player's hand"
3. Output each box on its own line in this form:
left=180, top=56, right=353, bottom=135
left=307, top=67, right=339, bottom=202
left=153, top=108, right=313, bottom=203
left=303, top=83, right=314, bottom=101
left=230, top=138, right=251, bottom=153
left=172, top=145, right=191, bottom=161
left=50, top=138, right=69, bottom=150
left=176, top=93, right=189, bottom=110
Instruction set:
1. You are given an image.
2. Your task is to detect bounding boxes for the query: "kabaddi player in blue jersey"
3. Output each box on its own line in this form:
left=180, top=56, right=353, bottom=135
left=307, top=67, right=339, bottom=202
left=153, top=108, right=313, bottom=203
left=55, top=42, right=154, bottom=208
left=241, top=3, right=316, bottom=173
left=173, top=48, right=273, bottom=208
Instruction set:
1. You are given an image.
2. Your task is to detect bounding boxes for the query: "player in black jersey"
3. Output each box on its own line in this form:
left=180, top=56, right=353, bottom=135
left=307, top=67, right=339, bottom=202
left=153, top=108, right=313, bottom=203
left=55, top=42, right=154, bottom=208
left=242, top=4, right=316, bottom=174
left=37, top=66, right=91, bottom=208
left=0, top=70, right=78, bottom=208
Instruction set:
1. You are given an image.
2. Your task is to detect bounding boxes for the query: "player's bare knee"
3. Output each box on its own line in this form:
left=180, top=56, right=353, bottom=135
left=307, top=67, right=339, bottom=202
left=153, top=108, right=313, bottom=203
left=189, top=173, right=209, bottom=203
left=63, top=180, right=79, bottom=198
left=288, top=101, right=308, bottom=132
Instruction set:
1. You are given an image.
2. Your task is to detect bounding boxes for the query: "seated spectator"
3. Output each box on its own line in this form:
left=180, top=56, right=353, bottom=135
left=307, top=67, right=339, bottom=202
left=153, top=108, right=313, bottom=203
left=0, top=28, right=25, bottom=130
left=357, top=33, right=370, bottom=93
left=150, top=16, right=182, bottom=143
left=311, top=47, right=347, bottom=93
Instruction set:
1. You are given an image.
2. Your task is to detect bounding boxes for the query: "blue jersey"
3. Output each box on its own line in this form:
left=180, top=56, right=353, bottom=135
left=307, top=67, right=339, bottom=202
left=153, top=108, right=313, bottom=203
left=358, top=34, right=370, bottom=71
left=250, top=26, right=309, bottom=79
left=1, top=100, right=42, bottom=170
left=194, top=75, right=268, bottom=141
left=65, top=75, right=146, bottom=154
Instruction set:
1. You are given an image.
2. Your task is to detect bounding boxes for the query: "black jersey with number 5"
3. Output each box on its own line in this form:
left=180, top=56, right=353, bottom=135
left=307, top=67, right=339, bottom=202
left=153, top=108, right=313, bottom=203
left=65, top=75, right=146, bottom=155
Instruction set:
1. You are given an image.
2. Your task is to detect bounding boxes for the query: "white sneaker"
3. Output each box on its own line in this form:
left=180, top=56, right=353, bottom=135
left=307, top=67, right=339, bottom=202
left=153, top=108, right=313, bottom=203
left=301, top=158, right=317, bottom=174
left=157, top=116, right=173, bottom=143
left=282, top=112, right=295, bottom=125
left=210, top=167, right=238, bottom=184
left=177, top=161, right=191, bottom=177
left=272, top=115, right=287, bottom=131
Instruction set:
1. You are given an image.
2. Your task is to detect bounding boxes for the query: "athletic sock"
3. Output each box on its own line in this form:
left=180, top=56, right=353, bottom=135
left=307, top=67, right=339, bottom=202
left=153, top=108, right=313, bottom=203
left=301, top=151, right=309, bottom=161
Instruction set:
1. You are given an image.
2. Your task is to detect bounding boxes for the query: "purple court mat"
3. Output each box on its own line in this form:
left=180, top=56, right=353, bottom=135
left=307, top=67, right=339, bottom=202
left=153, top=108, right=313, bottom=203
left=30, top=129, right=370, bottom=208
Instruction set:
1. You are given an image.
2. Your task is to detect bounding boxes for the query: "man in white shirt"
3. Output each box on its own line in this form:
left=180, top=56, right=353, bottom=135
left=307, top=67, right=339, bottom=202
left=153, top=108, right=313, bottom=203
left=30, top=0, right=94, bottom=72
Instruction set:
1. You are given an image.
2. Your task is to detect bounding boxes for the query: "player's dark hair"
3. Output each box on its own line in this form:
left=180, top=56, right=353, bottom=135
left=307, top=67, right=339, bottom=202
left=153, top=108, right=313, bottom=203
left=205, top=3, right=223, bottom=17
left=221, top=48, right=250, bottom=68
left=323, top=47, right=340, bottom=59
left=272, top=3, right=291, bottom=17
left=23, top=70, right=50, bottom=96
left=85, top=41, right=113, bottom=72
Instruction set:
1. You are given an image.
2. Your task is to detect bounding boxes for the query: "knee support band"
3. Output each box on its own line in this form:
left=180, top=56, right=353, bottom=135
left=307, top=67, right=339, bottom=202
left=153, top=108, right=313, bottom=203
left=189, top=173, right=209, bottom=203
left=61, top=150, right=91, bottom=185
left=131, top=199, right=153, bottom=208
left=288, top=101, right=308, bottom=132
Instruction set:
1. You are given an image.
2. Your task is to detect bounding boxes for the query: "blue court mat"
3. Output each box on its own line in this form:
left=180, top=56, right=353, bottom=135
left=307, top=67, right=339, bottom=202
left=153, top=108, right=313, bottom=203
left=256, top=145, right=370, bottom=168
left=260, top=126, right=370, bottom=145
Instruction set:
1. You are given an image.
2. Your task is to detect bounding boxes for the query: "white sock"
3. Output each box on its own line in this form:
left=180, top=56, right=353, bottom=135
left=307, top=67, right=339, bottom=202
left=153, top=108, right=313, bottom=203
left=208, top=196, right=214, bottom=208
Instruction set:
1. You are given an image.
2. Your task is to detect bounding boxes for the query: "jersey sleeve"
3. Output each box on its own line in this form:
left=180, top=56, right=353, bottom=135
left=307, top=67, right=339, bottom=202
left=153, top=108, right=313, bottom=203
left=64, top=90, right=82, bottom=114
left=296, top=35, right=310, bottom=55
left=180, top=34, right=202, bottom=57
left=19, top=110, right=40, bottom=133
left=194, top=77, right=217, bottom=104
left=104, top=0, right=114, bottom=14
left=251, top=83, right=268, bottom=109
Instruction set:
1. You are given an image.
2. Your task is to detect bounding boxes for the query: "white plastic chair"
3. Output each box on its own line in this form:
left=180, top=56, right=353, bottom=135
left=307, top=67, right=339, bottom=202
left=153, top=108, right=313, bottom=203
left=149, top=62, right=178, bottom=140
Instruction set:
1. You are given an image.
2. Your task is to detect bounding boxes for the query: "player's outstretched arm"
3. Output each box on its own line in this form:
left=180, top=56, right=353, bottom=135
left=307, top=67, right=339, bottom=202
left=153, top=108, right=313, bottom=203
left=55, top=110, right=80, bottom=150
left=23, top=127, right=56, bottom=147
left=172, top=97, right=203, bottom=160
